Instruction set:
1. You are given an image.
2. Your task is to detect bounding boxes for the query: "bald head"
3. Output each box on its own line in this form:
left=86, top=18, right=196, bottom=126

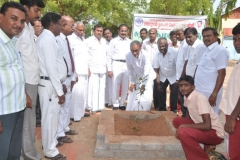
left=157, top=38, right=168, bottom=54
left=61, top=15, right=74, bottom=36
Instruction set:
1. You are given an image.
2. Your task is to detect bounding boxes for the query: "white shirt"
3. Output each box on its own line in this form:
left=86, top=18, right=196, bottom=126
left=126, top=49, right=151, bottom=85
left=219, top=61, right=240, bottom=115
left=85, top=36, right=107, bottom=74
left=68, top=33, right=88, bottom=75
left=56, top=33, right=75, bottom=81
left=185, top=39, right=204, bottom=77
left=153, top=47, right=178, bottom=84
left=195, top=42, right=229, bottom=93
left=176, top=39, right=189, bottom=80
left=142, top=39, right=158, bottom=63
left=16, top=22, right=39, bottom=85
left=107, top=36, right=132, bottom=71
left=37, top=29, right=67, bottom=96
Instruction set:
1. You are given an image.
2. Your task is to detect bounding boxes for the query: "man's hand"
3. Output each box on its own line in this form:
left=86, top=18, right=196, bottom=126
left=208, top=94, right=217, bottom=106
left=62, top=84, right=67, bottom=94
left=26, top=92, right=32, bottom=108
left=140, top=85, right=145, bottom=94
left=108, top=71, right=113, bottom=78
left=70, top=81, right=75, bottom=92
left=0, top=120, right=2, bottom=134
left=58, top=94, right=65, bottom=104
left=88, top=69, right=91, bottom=78
left=129, top=83, right=136, bottom=92
left=224, top=117, right=236, bottom=134
left=156, top=82, right=163, bottom=92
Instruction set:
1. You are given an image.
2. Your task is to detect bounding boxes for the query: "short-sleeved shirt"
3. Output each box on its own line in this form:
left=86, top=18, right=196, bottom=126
left=0, top=29, right=26, bottom=115
left=184, top=90, right=224, bottom=138
left=195, top=42, right=229, bottom=93
left=185, top=39, right=204, bottom=77
left=219, top=61, right=240, bottom=115
left=153, top=47, right=178, bottom=84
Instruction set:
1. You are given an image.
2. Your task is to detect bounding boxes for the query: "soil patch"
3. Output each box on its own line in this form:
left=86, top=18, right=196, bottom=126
left=114, top=114, right=174, bottom=136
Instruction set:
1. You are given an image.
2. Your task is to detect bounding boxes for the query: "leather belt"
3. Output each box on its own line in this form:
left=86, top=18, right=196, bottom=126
left=67, top=75, right=71, bottom=77
left=40, top=76, right=50, bottom=81
left=113, top=59, right=126, bottom=63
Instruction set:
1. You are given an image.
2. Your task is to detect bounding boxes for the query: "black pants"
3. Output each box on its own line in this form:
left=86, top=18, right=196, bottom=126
left=157, top=79, right=178, bottom=111
left=153, top=79, right=159, bottom=110
left=36, top=95, right=41, bottom=123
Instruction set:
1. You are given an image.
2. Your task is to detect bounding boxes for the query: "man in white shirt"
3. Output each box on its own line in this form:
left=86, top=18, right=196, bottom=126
left=107, top=24, right=132, bottom=110
left=153, top=38, right=178, bottom=112
left=142, top=28, right=158, bottom=110
left=86, top=24, right=107, bottom=112
left=181, top=27, right=204, bottom=117
left=56, top=16, right=78, bottom=144
left=126, top=41, right=154, bottom=111
left=103, top=28, right=113, bottom=107
left=195, top=27, right=229, bottom=115
left=37, top=12, right=66, bottom=159
left=220, top=23, right=240, bottom=160
left=174, top=23, right=190, bottom=115
left=33, top=19, right=42, bottom=41
left=16, top=0, right=45, bottom=159
left=140, top=28, right=148, bottom=43
left=169, top=30, right=179, bottom=50
left=68, top=21, right=90, bottom=121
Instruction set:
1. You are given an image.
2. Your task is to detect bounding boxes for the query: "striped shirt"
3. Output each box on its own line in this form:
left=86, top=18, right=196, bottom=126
left=0, top=29, right=26, bottom=115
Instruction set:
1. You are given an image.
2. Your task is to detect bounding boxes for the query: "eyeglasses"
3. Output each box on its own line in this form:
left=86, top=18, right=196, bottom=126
left=64, top=24, right=74, bottom=28
left=56, top=22, right=62, bottom=27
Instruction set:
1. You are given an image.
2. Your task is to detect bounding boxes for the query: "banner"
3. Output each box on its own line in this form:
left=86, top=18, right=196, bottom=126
left=132, top=14, right=207, bottom=42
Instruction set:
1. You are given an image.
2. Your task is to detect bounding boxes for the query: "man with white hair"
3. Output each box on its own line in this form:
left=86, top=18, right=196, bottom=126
left=68, top=21, right=90, bottom=121
left=174, top=23, right=190, bottom=115
left=126, top=41, right=154, bottom=111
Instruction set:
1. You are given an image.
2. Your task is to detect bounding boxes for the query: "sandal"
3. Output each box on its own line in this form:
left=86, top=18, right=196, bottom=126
left=57, top=136, right=73, bottom=143
left=209, top=150, right=227, bottom=160
left=56, top=141, right=64, bottom=147
left=45, top=153, right=66, bottom=160
left=65, top=130, right=78, bottom=135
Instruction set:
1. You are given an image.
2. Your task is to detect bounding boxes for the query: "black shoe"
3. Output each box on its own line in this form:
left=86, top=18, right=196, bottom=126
left=113, top=107, right=118, bottom=110
left=119, top=106, right=126, bottom=110
left=84, top=113, right=90, bottom=117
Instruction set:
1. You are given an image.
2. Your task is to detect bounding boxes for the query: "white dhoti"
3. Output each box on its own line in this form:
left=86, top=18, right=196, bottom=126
left=126, top=69, right=155, bottom=111
left=71, top=75, right=88, bottom=121
left=112, top=61, right=129, bottom=107
left=38, top=79, right=60, bottom=157
left=196, top=88, right=223, bottom=116
left=105, top=76, right=113, bottom=106
left=57, top=77, right=72, bottom=138
left=87, top=73, right=106, bottom=111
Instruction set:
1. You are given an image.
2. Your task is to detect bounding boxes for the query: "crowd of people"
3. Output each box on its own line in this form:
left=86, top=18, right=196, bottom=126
left=0, top=0, right=240, bottom=160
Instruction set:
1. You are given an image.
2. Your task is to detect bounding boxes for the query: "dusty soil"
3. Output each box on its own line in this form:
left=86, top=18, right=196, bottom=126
left=114, top=114, right=174, bottom=136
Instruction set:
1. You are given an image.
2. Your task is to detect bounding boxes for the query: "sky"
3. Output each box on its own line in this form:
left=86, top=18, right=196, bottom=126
left=213, top=0, right=240, bottom=12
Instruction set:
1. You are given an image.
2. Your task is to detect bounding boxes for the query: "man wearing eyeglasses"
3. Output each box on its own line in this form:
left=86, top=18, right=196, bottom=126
left=56, top=16, right=78, bottom=145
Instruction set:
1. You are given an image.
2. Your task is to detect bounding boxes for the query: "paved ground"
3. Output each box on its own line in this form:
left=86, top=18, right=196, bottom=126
left=36, top=63, right=235, bottom=160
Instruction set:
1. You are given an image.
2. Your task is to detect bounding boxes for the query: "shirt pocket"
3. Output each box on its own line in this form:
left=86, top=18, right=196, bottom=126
left=188, top=54, right=197, bottom=66
left=167, top=60, right=173, bottom=70
left=199, top=56, right=210, bottom=68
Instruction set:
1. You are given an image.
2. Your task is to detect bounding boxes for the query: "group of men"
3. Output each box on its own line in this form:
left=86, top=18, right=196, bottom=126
left=1, top=0, right=240, bottom=160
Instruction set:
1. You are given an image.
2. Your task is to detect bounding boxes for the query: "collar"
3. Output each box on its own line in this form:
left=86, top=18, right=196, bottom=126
left=207, top=41, right=218, bottom=51
left=0, top=29, right=11, bottom=43
left=180, top=39, right=186, bottom=45
left=184, top=90, right=196, bottom=101
left=135, top=50, right=143, bottom=59
left=43, top=29, right=55, bottom=38
left=93, top=35, right=102, bottom=41
left=147, top=39, right=157, bottom=44
left=117, top=35, right=128, bottom=41
left=60, top=32, right=67, bottom=39
left=191, top=39, right=200, bottom=49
